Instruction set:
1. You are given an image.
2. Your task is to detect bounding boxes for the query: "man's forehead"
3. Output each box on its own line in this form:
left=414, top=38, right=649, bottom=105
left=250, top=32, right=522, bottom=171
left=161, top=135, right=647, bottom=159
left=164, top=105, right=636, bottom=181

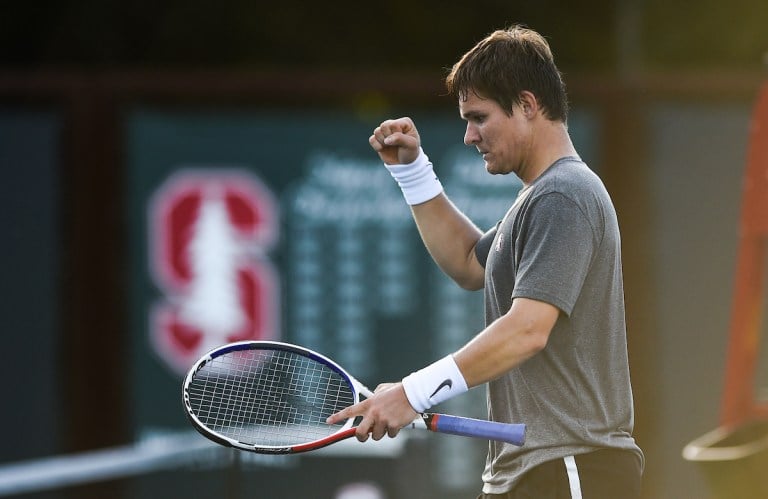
left=459, top=92, right=495, bottom=114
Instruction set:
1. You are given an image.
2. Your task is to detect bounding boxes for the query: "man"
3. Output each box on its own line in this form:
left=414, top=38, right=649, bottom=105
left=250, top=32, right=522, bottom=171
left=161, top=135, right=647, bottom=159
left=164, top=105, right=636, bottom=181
left=328, top=25, right=643, bottom=498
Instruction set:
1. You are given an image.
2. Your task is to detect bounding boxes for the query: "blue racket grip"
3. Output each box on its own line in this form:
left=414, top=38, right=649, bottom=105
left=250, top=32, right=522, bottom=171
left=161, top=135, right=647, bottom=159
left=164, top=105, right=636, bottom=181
left=425, top=413, right=526, bottom=446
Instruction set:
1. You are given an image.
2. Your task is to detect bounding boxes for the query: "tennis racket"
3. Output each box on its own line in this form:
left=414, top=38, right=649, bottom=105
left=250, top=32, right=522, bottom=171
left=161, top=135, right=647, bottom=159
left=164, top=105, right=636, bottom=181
left=182, top=340, right=525, bottom=454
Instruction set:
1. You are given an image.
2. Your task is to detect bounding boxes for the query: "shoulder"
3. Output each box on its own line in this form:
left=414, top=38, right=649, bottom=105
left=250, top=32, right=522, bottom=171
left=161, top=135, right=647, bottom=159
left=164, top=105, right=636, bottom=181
left=522, top=159, right=615, bottom=237
left=529, top=158, right=611, bottom=209
left=536, top=158, right=601, bottom=192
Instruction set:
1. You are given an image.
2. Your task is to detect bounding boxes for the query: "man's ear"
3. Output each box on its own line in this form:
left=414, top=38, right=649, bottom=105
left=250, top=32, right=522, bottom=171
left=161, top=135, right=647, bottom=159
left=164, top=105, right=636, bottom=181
left=519, top=91, right=539, bottom=119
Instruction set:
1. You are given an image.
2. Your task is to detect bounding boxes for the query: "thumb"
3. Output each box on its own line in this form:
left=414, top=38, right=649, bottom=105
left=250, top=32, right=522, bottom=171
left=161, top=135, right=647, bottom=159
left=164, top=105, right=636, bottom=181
left=383, top=131, right=420, bottom=149
left=383, top=133, right=421, bottom=164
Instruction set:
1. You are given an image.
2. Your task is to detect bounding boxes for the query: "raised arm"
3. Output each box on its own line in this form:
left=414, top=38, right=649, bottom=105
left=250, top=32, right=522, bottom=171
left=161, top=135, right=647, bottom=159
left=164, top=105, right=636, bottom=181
left=370, top=117, right=485, bottom=290
left=410, top=195, right=485, bottom=290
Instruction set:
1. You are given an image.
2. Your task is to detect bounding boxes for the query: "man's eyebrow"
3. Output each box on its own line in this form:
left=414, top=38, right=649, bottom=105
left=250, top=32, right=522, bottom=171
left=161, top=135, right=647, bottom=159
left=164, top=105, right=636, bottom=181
left=461, top=110, right=484, bottom=120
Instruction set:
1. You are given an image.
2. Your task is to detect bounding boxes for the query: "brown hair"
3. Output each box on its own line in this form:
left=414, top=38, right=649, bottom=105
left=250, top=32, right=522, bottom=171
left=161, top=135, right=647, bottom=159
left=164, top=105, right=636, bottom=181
left=445, top=25, right=569, bottom=122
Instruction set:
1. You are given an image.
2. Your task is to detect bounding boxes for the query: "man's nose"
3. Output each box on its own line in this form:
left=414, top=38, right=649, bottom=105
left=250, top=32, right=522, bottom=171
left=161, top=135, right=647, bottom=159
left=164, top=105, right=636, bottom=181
left=464, top=124, right=479, bottom=145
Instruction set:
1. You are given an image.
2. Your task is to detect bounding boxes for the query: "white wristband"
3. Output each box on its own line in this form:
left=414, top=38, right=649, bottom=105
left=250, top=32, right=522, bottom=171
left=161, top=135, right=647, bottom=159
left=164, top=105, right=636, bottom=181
left=385, top=148, right=444, bottom=205
left=401, top=355, right=468, bottom=413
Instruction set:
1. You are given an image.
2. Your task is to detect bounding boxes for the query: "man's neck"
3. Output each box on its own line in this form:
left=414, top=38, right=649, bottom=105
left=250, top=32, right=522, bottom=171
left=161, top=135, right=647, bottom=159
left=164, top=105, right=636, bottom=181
left=520, top=121, right=577, bottom=186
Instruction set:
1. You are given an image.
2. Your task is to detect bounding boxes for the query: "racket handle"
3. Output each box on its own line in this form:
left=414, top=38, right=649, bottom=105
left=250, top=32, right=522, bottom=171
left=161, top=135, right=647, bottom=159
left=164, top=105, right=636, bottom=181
left=424, top=413, right=526, bottom=446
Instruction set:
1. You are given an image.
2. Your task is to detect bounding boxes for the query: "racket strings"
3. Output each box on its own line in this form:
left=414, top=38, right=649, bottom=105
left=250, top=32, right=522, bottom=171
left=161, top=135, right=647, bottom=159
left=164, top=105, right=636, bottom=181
left=186, top=348, right=355, bottom=447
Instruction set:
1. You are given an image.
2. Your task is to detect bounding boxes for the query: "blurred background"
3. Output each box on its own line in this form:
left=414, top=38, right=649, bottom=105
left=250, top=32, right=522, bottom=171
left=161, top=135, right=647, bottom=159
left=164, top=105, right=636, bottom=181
left=1, top=0, right=768, bottom=498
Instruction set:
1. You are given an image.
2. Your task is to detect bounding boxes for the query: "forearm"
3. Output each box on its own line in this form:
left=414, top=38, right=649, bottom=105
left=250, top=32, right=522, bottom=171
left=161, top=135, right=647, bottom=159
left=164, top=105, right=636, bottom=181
left=375, top=137, right=485, bottom=290
left=411, top=194, right=485, bottom=290
left=400, top=297, right=558, bottom=413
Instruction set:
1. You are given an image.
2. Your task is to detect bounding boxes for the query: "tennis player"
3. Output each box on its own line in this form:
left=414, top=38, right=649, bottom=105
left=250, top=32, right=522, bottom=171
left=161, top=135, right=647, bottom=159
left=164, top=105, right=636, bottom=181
left=329, top=25, right=643, bottom=498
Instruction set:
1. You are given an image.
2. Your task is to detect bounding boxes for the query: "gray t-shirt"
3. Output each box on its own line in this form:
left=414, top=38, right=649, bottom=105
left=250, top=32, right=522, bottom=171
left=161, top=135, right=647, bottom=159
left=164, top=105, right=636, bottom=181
left=475, top=157, right=643, bottom=493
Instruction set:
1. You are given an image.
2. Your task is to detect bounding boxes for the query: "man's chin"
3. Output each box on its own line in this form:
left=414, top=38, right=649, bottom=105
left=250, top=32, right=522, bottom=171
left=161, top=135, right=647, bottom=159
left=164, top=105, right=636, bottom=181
left=485, top=163, right=504, bottom=175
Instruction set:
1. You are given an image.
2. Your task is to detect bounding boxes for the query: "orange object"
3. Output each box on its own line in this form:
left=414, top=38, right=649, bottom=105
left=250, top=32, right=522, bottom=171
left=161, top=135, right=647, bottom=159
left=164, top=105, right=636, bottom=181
left=721, top=81, right=768, bottom=427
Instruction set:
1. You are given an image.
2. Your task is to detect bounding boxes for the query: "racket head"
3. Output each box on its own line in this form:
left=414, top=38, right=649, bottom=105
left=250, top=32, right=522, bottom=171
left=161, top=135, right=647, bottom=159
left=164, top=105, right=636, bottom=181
left=182, top=341, right=360, bottom=454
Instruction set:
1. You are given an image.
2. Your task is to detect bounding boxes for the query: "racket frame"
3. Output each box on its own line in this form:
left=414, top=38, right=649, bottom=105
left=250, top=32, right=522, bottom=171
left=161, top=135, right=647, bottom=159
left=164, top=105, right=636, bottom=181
left=182, top=340, right=360, bottom=454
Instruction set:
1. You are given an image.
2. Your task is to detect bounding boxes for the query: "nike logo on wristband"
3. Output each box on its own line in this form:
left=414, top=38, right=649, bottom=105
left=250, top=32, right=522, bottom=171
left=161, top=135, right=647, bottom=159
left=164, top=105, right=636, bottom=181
left=429, top=379, right=453, bottom=399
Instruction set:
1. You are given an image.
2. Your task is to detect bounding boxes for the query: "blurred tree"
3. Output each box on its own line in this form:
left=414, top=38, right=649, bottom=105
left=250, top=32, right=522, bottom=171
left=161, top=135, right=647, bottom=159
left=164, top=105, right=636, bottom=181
left=2, top=0, right=766, bottom=70
left=0, top=0, right=614, bottom=70
left=643, top=0, right=768, bottom=69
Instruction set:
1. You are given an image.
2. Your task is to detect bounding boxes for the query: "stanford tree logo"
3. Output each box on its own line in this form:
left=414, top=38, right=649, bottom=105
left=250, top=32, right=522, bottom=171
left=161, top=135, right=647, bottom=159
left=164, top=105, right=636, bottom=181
left=148, top=169, right=279, bottom=374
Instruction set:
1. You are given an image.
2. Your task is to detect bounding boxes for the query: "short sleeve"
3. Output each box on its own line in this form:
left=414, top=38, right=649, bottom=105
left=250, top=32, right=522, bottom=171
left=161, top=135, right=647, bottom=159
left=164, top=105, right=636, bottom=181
left=512, top=192, right=597, bottom=316
left=475, top=223, right=499, bottom=268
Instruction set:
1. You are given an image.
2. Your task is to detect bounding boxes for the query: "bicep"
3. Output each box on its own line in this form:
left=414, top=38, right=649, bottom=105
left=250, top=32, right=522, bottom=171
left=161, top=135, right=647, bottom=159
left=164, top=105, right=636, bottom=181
left=455, top=224, right=498, bottom=291
left=461, top=247, right=486, bottom=290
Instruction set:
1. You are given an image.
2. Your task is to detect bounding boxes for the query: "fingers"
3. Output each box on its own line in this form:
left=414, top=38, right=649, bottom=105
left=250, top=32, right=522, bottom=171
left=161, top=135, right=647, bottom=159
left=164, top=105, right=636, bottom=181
left=374, top=382, right=396, bottom=393
left=368, top=133, right=384, bottom=152
left=327, top=409, right=391, bottom=442
left=325, top=402, right=370, bottom=443
left=327, top=382, right=415, bottom=443
left=326, top=399, right=366, bottom=426
left=355, top=412, right=399, bottom=442
left=369, top=117, right=421, bottom=164
left=373, top=118, right=417, bottom=146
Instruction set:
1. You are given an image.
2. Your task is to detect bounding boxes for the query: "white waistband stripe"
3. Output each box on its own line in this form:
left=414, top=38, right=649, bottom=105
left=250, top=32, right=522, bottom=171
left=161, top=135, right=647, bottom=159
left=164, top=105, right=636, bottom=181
left=564, top=455, right=583, bottom=499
